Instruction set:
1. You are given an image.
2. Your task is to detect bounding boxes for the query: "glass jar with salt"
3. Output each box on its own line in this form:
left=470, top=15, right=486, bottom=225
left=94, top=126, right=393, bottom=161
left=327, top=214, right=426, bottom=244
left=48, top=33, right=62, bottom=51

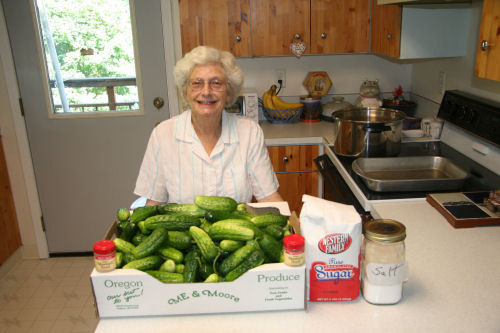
left=361, top=219, right=408, bottom=305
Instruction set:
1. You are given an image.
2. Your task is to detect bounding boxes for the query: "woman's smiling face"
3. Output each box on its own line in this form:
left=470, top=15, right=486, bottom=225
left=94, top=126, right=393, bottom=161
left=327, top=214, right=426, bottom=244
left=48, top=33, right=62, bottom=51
left=184, top=63, right=232, bottom=118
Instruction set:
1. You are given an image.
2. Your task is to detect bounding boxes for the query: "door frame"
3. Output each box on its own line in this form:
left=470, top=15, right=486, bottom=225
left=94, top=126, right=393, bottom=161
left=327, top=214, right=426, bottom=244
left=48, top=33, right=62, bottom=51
left=0, top=0, right=181, bottom=258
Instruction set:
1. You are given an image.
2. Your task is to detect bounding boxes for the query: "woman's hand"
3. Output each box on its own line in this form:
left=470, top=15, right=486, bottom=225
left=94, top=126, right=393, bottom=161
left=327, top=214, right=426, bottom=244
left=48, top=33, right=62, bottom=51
left=146, top=199, right=166, bottom=206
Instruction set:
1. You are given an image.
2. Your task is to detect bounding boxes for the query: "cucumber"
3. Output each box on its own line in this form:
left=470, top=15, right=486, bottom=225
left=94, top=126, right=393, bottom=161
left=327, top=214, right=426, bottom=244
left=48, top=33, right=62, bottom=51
left=117, top=221, right=137, bottom=242
left=123, top=255, right=162, bottom=271
left=116, top=207, right=130, bottom=222
left=258, top=233, right=283, bottom=263
left=213, top=219, right=263, bottom=238
left=166, top=231, right=193, bottom=250
left=132, top=233, right=146, bottom=246
left=198, top=258, right=215, bottom=280
left=157, top=247, right=184, bottom=264
left=219, top=240, right=244, bottom=252
left=175, top=264, right=185, bottom=274
left=159, top=259, right=176, bottom=273
left=251, top=213, right=288, bottom=229
left=113, top=238, right=136, bottom=256
left=144, top=214, right=201, bottom=231
left=189, top=226, right=219, bottom=262
left=199, top=218, right=213, bottom=233
left=204, top=273, right=221, bottom=283
left=146, top=270, right=184, bottom=283
left=183, top=247, right=201, bottom=283
left=157, top=203, right=206, bottom=217
left=204, top=210, right=252, bottom=223
left=218, top=240, right=258, bottom=276
left=208, top=223, right=255, bottom=241
left=130, top=205, right=158, bottom=223
left=225, top=249, right=266, bottom=282
left=115, top=252, right=124, bottom=268
left=132, top=227, right=169, bottom=259
left=194, top=196, right=237, bottom=212
left=137, top=220, right=152, bottom=235
left=265, top=224, right=284, bottom=239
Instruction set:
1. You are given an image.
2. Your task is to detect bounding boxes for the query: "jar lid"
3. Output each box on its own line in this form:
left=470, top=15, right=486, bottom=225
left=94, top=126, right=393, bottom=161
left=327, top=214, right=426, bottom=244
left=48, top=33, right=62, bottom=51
left=283, top=234, right=305, bottom=249
left=300, top=96, right=321, bottom=103
left=93, top=240, right=115, bottom=254
left=364, top=219, right=406, bottom=243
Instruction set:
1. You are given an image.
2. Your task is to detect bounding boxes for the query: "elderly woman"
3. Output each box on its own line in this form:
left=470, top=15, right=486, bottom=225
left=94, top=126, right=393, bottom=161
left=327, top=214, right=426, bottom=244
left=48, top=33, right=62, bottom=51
left=134, top=46, right=283, bottom=206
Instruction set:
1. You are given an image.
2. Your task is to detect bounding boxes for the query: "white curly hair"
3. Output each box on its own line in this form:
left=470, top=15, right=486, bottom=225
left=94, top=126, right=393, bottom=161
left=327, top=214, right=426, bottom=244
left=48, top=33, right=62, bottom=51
left=174, top=46, right=244, bottom=106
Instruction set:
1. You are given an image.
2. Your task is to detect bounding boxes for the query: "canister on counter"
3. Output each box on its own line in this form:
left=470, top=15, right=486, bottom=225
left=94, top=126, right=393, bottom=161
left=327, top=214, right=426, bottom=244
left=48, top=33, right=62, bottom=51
left=283, top=234, right=305, bottom=266
left=361, top=219, right=408, bottom=305
left=93, top=240, right=116, bottom=272
left=300, top=96, right=321, bottom=122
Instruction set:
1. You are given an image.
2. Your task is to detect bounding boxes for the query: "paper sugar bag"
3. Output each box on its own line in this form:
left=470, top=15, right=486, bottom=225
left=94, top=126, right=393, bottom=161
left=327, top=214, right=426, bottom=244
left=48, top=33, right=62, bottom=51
left=300, top=195, right=362, bottom=301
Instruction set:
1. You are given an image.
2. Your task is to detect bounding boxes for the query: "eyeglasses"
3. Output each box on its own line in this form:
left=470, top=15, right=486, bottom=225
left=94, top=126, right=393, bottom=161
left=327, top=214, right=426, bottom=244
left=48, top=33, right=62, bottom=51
left=188, top=78, right=227, bottom=92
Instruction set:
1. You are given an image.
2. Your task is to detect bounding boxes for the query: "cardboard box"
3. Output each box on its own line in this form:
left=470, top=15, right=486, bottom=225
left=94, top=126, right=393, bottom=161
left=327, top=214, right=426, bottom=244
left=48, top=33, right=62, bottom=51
left=90, top=202, right=306, bottom=318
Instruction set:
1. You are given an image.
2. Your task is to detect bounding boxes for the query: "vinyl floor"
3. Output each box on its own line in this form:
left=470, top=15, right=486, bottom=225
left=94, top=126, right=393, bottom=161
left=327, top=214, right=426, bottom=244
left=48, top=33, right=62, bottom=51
left=0, top=256, right=98, bottom=332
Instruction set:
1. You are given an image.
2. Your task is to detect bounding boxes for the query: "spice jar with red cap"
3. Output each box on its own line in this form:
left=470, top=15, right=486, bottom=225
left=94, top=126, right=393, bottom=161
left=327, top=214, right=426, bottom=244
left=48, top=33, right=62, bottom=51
left=283, top=234, right=305, bottom=266
left=93, top=240, right=116, bottom=272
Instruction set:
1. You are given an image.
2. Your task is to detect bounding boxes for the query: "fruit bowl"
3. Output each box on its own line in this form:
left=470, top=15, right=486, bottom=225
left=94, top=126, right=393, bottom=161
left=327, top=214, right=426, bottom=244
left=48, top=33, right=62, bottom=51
left=262, top=106, right=303, bottom=124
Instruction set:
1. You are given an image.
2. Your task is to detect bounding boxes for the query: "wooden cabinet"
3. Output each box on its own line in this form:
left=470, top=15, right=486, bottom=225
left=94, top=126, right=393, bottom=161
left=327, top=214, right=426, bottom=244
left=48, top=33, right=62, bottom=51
left=371, top=0, right=470, bottom=59
left=474, top=0, right=500, bottom=81
left=179, top=0, right=251, bottom=57
left=252, top=0, right=370, bottom=56
left=267, top=145, right=319, bottom=215
left=310, top=0, right=370, bottom=54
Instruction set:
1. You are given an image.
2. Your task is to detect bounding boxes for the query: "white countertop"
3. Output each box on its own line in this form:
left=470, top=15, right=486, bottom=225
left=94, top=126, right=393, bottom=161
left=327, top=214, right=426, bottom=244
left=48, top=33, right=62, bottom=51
left=95, top=201, right=500, bottom=333
left=260, top=120, right=336, bottom=146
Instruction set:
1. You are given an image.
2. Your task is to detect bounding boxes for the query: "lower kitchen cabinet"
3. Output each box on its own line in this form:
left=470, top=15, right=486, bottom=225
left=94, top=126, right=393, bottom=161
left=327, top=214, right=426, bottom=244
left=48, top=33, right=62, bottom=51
left=267, top=144, right=320, bottom=215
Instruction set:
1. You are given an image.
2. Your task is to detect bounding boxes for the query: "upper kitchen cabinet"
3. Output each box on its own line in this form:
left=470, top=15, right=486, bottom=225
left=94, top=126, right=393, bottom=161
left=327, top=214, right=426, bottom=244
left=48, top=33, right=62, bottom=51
left=474, top=0, right=500, bottom=82
left=371, top=0, right=471, bottom=59
left=311, top=0, right=370, bottom=54
left=179, top=0, right=251, bottom=57
left=250, top=0, right=310, bottom=56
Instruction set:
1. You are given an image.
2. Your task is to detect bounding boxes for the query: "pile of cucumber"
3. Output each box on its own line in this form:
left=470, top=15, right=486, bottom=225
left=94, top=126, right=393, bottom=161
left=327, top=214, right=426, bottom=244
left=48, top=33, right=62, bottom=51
left=113, top=195, right=290, bottom=283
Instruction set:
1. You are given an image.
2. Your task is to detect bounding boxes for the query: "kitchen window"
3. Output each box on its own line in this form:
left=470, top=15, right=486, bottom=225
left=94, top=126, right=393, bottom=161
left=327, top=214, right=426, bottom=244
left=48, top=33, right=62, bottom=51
left=36, top=0, right=140, bottom=115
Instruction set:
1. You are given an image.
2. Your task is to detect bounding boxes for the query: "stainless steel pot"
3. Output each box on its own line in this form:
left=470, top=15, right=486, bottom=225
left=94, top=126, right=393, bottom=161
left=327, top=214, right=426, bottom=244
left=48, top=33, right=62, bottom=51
left=333, top=107, right=406, bottom=157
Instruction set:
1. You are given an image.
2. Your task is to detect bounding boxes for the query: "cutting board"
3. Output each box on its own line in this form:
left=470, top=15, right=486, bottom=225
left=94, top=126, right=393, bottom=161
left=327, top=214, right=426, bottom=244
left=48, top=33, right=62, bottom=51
left=426, top=191, right=500, bottom=228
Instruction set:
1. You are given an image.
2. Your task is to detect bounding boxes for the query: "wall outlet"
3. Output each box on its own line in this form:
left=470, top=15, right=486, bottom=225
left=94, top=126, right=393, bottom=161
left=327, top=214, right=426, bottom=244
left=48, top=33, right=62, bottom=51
left=275, top=69, right=286, bottom=88
left=439, top=71, right=446, bottom=96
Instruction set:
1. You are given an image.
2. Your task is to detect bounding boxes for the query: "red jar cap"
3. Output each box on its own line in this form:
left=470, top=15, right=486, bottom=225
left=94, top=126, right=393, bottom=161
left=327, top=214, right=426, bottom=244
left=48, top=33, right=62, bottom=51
left=283, top=234, right=305, bottom=249
left=93, top=240, right=115, bottom=254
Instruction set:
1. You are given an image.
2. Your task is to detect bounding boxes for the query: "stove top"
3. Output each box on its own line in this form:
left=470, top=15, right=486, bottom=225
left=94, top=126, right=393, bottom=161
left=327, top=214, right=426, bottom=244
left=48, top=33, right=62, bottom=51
left=329, top=141, right=500, bottom=202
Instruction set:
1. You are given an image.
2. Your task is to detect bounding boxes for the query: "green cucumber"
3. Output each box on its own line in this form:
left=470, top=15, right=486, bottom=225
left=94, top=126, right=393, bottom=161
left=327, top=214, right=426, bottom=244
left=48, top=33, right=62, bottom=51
left=130, top=205, right=158, bottom=223
left=208, top=222, right=254, bottom=241
left=113, top=238, right=136, bottom=256
left=159, top=259, right=176, bottom=273
left=157, top=203, right=206, bottom=217
left=189, top=226, right=219, bottom=262
left=132, top=227, right=169, bottom=259
left=146, top=271, right=184, bottom=283
left=144, top=214, right=201, bottom=231
left=157, top=247, right=184, bottom=264
left=212, top=219, right=263, bottom=238
left=218, top=239, right=258, bottom=276
left=204, top=273, right=221, bottom=283
left=194, top=196, right=237, bottom=212
left=137, top=220, right=152, bottom=235
left=251, top=213, right=288, bottom=229
left=132, top=233, right=146, bottom=246
left=225, top=249, right=266, bottom=282
left=219, top=240, right=244, bottom=252
left=115, top=252, right=124, bottom=268
left=117, top=221, right=137, bottom=242
left=123, top=255, right=162, bottom=271
left=183, top=247, right=201, bottom=283
left=258, top=233, right=283, bottom=263
left=116, top=207, right=130, bottom=222
left=166, top=231, right=193, bottom=250
left=265, top=224, right=284, bottom=239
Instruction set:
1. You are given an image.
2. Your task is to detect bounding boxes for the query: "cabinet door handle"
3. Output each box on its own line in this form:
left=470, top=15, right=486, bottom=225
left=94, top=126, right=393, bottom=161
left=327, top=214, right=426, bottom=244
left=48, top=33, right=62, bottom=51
left=283, top=156, right=289, bottom=163
left=235, top=35, right=242, bottom=42
left=294, top=33, right=301, bottom=40
left=321, top=33, right=327, bottom=39
left=387, top=33, right=392, bottom=40
left=481, top=40, right=494, bottom=51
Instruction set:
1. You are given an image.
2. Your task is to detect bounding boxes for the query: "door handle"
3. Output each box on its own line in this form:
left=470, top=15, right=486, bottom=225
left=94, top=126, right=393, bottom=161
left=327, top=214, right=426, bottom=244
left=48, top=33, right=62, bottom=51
left=153, top=97, right=164, bottom=110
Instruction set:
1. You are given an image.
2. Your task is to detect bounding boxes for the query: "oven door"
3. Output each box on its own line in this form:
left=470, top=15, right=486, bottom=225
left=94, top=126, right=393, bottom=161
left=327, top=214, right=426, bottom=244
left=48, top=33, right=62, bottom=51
left=315, top=154, right=371, bottom=219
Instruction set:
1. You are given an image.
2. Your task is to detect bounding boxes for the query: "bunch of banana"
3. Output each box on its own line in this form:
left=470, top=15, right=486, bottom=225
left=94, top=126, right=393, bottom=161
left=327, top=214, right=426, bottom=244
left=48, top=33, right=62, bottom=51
left=262, top=85, right=303, bottom=110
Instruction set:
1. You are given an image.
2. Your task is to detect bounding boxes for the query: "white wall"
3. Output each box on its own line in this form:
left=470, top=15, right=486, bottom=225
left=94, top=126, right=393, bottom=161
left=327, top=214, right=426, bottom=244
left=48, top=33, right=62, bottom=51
left=237, top=53, right=413, bottom=104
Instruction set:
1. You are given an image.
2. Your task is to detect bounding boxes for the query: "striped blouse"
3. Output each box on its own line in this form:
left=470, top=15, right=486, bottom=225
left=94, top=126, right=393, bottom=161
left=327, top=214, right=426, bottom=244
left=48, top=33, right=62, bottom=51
left=134, top=110, right=279, bottom=204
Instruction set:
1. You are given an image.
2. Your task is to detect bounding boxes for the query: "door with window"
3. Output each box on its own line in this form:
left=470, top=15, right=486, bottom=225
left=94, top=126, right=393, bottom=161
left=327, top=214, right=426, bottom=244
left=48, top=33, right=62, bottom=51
left=2, top=0, right=174, bottom=253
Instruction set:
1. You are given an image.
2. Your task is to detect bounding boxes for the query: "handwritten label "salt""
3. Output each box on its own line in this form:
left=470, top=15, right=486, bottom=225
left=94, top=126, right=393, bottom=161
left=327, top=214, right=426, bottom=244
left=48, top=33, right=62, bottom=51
left=366, top=262, right=408, bottom=285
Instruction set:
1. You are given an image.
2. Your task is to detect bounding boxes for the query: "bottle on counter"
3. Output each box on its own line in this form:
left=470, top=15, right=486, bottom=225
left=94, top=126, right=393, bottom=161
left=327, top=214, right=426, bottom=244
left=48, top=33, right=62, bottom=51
left=361, top=219, right=407, bottom=305
left=93, top=240, right=116, bottom=272
left=283, top=234, right=305, bottom=266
